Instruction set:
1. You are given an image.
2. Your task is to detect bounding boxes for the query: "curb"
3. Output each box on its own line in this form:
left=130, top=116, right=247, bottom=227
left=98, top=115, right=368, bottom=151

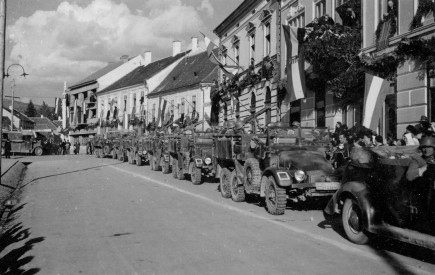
left=1, top=161, right=26, bottom=190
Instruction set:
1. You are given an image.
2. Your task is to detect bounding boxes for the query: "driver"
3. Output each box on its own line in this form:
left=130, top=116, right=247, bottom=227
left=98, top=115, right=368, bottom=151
left=406, top=136, right=435, bottom=181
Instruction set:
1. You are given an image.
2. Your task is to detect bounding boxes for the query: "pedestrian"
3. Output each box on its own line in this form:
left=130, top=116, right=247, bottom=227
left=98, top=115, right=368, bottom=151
left=65, top=140, right=71, bottom=154
left=86, top=139, right=91, bottom=155
left=60, top=139, right=66, bottom=155
left=415, top=115, right=434, bottom=138
left=74, top=141, right=80, bottom=155
left=362, top=132, right=374, bottom=147
left=3, top=134, right=11, bottom=158
left=403, top=125, right=420, bottom=146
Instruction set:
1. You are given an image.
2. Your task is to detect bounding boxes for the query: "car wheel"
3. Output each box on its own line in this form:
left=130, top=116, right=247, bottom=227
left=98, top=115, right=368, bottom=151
left=136, top=154, right=142, bottom=166
left=244, top=158, right=261, bottom=191
left=265, top=176, right=286, bottom=215
left=342, top=198, right=369, bottom=245
left=220, top=168, right=232, bottom=198
left=190, top=163, right=202, bottom=185
left=34, top=147, right=43, bottom=156
left=162, top=159, right=170, bottom=174
left=230, top=170, right=245, bottom=202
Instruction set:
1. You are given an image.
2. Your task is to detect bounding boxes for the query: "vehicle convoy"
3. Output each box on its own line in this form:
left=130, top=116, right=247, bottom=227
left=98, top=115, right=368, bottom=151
left=325, top=145, right=435, bottom=250
left=168, top=121, right=214, bottom=184
left=129, top=135, right=150, bottom=166
left=2, top=130, right=46, bottom=156
left=214, top=107, right=339, bottom=215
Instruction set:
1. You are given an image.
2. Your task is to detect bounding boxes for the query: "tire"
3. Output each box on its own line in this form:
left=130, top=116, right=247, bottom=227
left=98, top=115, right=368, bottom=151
left=230, top=170, right=245, bottom=202
left=220, top=168, right=232, bottom=198
left=172, top=159, right=178, bottom=179
left=112, top=149, right=117, bottom=159
left=34, top=147, right=43, bottom=156
left=190, top=163, right=202, bottom=185
left=342, top=198, right=369, bottom=245
left=136, top=154, right=142, bottom=166
left=162, top=159, right=170, bottom=174
left=103, top=145, right=111, bottom=156
left=244, top=158, right=262, bottom=191
left=265, top=176, right=286, bottom=215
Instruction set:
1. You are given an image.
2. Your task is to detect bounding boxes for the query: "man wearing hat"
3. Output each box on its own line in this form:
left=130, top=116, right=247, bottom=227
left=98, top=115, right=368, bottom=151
left=406, top=136, right=435, bottom=181
left=415, top=115, right=434, bottom=138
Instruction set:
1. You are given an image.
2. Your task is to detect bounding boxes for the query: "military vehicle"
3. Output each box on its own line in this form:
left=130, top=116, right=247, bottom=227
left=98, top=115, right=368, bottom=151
left=215, top=107, right=339, bottom=215
left=2, top=130, right=46, bottom=156
left=170, top=121, right=213, bottom=184
left=129, top=135, right=150, bottom=166
left=325, top=145, right=435, bottom=250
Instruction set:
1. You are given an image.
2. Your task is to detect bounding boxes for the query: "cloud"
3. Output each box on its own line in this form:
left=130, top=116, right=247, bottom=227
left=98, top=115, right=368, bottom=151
left=7, top=0, right=207, bottom=98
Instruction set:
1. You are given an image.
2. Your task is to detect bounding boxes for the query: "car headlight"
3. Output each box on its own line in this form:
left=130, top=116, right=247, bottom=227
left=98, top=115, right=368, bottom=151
left=204, top=157, right=212, bottom=165
left=294, top=170, right=306, bottom=182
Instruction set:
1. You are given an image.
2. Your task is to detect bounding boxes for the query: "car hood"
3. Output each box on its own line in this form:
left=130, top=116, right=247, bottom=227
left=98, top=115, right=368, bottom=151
left=279, top=150, right=333, bottom=173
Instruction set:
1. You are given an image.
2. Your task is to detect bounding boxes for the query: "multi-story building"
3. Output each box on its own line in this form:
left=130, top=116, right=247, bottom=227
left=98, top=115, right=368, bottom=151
left=147, top=41, right=218, bottom=131
left=213, top=0, right=350, bottom=131
left=97, top=43, right=189, bottom=133
left=66, top=53, right=147, bottom=142
left=361, top=0, right=435, bottom=138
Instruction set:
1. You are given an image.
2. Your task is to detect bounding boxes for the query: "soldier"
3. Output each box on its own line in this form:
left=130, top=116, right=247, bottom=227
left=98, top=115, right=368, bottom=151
left=3, top=134, right=11, bottom=158
left=406, top=137, right=435, bottom=182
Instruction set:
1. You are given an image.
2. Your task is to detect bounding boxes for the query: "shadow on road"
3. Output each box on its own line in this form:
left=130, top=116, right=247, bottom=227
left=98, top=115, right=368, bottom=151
left=0, top=204, right=44, bottom=275
left=319, top=213, right=435, bottom=273
left=20, top=162, right=125, bottom=189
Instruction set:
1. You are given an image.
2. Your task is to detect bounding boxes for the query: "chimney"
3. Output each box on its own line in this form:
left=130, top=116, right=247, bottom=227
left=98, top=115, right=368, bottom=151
left=191, top=37, right=198, bottom=52
left=120, top=55, right=129, bottom=63
left=172, top=40, right=181, bottom=56
left=144, top=51, right=152, bottom=66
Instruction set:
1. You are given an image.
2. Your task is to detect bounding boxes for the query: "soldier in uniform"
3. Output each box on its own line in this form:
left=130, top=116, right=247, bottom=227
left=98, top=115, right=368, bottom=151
left=406, top=136, right=435, bottom=181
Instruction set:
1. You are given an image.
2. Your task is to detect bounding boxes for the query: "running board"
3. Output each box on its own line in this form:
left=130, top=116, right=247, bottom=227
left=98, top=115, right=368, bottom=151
left=369, top=223, right=435, bottom=250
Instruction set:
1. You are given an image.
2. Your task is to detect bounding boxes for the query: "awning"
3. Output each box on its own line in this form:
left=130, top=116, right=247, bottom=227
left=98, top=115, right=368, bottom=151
left=69, top=131, right=97, bottom=136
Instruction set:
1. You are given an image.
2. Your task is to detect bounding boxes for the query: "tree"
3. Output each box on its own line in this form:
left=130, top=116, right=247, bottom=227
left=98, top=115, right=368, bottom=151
left=39, top=101, right=55, bottom=120
left=25, top=100, right=37, bottom=117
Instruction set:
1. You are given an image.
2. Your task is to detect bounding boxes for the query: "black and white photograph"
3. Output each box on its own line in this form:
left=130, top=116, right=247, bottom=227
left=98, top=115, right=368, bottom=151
left=1, top=0, right=435, bottom=274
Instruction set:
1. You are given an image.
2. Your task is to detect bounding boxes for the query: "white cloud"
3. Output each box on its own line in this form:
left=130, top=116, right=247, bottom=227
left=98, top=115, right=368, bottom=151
left=198, top=0, right=214, bottom=18
left=7, top=0, right=207, bottom=97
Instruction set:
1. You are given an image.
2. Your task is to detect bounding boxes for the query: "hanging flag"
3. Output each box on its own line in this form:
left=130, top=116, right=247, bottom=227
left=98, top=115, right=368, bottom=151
left=54, top=98, right=59, bottom=114
left=376, top=19, right=392, bottom=51
left=201, top=32, right=240, bottom=78
left=160, top=99, right=167, bottom=126
left=282, top=25, right=306, bottom=102
left=362, top=74, right=392, bottom=130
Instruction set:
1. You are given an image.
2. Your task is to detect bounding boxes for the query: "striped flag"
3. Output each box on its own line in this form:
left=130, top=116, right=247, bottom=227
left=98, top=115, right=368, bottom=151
left=158, top=98, right=167, bottom=127
left=201, top=32, right=240, bottom=78
left=362, top=74, right=392, bottom=130
left=54, top=97, right=59, bottom=114
left=283, top=25, right=306, bottom=102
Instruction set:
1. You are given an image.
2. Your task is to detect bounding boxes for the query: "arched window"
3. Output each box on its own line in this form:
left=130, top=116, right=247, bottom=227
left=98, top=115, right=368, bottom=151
left=265, top=87, right=271, bottom=124
left=250, top=92, right=256, bottom=114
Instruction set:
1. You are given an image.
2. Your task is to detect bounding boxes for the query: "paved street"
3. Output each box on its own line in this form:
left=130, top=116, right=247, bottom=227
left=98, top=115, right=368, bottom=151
left=1, top=155, right=435, bottom=274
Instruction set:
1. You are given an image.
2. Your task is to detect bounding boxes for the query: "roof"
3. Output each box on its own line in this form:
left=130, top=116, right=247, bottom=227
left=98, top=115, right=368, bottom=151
left=52, top=120, right=63, bottom=127
left=69, top=61, right=125, bottom=89
left=149, top=51, right=218, bottom=96
left=213, top=0, right=263, bottom=37
left=2, top=107, right=35, bottom=124
left=99, top=51, right=190, bottom=93
left=29, top=117, right=58, bottom=131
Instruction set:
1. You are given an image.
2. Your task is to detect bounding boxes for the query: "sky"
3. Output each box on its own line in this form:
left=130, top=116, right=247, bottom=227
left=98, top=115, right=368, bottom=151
left=4, top=0, right=243, bottom=106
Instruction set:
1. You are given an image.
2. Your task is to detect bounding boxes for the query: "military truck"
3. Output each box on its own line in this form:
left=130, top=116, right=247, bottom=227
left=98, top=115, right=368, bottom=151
left=129, top=135, right=150, bottom=166
left=2, top=130, right=46, bottom=156
left=215, top=108, right=340, bottom=215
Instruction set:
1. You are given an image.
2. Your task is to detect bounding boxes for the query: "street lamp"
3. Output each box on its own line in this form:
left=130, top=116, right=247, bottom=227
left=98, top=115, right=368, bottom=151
left=4, top=63, right=28, bottom=131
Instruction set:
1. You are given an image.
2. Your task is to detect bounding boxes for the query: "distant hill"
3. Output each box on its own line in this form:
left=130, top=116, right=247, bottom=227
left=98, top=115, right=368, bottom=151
left=2, top=98, right=55, bottom=114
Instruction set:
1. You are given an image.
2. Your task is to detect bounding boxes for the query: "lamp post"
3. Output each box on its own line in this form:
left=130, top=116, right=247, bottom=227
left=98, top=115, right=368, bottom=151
left=4, top=63, right=28, bottom=131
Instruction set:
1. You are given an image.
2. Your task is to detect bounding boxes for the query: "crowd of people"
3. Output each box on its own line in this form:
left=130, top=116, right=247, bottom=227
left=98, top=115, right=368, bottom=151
left=327, top=115, right=435, bottom=169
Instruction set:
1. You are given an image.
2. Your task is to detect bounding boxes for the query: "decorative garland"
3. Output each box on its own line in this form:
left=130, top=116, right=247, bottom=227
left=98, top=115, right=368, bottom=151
left=410, top=0, right=435, bottom=30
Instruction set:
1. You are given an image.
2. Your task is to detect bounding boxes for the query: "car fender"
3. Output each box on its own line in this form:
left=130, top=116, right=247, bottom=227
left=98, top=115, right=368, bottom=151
left=326, top=181, right=376, bottom=229
left=260, top=168, right=292, bottom=196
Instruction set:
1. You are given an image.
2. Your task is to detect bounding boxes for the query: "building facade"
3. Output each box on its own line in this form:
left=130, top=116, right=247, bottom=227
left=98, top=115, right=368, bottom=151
left=97, top=48, right=188, bottom=133
left=147, top=47, right=218, bottom=131
left=361, top=0, right=435, bottom=138
left=2, top=107, right=35, bottom=130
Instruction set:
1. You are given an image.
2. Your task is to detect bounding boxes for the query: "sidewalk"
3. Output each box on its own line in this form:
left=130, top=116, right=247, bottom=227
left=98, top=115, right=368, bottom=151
left=1, top=158, right=26, bottom=189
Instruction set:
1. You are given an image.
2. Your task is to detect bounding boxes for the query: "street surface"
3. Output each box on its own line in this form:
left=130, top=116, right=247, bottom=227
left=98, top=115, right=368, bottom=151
left=1, top=155, right=435, bottom=274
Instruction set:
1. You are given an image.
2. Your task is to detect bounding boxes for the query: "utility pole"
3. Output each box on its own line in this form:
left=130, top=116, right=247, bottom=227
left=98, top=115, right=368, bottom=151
left=0, top=0, right=6, bottom=173
left=10, top=79, right=15, bottom=129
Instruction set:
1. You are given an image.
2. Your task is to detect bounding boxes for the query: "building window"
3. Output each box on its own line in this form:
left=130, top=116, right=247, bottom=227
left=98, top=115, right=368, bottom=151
left=264, top=22, right=271, bottom=57
left=265, top=87, right=271, bottom=125
left=249, top=32, right=255, bottom=62
left=315, top=0, right=326, bottom=18
left=250, top=92, right=256, bottom=114
left=289, top=12, right=305, bottom=27
left=234, top=45, right=240, bottom=65
left=192, top=95, right=196, bottom=110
